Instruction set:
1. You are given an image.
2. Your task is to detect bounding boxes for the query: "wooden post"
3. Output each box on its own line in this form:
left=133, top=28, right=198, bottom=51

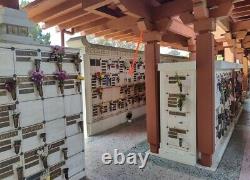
left=144, top=32, right=161, bottom=153
left=243, top=57, right=249, bottom=91
left=196, top=32, right=215, bottom=167
left=61, top=30, right=65, bottom=47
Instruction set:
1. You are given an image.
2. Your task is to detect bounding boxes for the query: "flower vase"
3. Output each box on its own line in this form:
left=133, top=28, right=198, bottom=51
left=178, top=83, right=183, bottom=92
left=63, top=168, right=69, bottom=180
left=17, top=167, right=23, bottom=180
left=59, top=81, right=64, bottom=94
left=14, top=140, right=21, bottom=154
left=76, top=82, right=81, bottom=93
left=78, top=121, right=83, bottom=132
left=12, top=113, right=20, bottom=129
left=37, top=84, right=43, bottom=98
left=10, top=86, right=17, bottom=101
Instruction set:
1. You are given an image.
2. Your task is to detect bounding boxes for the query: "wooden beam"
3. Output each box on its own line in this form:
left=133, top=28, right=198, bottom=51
left=94, top=29, right=116, bottom=37
left=236, top=30, right=247, bottom=39
left=106, top=16, right=138, bottom=31
left=234, top=0, right=250, bottom=9
left=194, top=18, right=216, bottom=32
left=233, top=6, right=250, bottom=14
left=84, top=26, right=109, bottom=35
left=168, top=19, right=196, bottom=38
left=193, top=0, right=209, bottom=19
left=118, top=0, right=151, bottom=19
left=162, top=32, right=188, bottom=46
left=31, top=0, right=82, bottom=22
left=152, top=0, right=193, bottom=21
left=232, top=20, right=250, bottom=31
left=74, top=18, right=109, bottom=32
left=104, top=30, right=131, bottom=39
left=82, top=0, right=112, bottom=10
left=44, top=9, right=89, bottom=29
left=59, top=14, right=101, bottom=29
left=179, top=12, right=195, bottom=24
left=209, top=1, right=233, bottom=18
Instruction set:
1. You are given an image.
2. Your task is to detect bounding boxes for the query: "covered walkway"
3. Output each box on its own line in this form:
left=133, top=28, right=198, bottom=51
left=84, top=98, right=250, bottom=180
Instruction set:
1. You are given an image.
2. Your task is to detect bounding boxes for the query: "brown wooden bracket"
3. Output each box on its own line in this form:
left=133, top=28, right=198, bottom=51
left=62, top=148, right=68, bottom=160
left=40, top=133, right=46, bottom=143
left=63, top=168, right=69, bottom=180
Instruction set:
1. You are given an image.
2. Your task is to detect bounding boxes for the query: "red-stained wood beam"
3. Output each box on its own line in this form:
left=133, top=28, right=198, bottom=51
left=94, top=29, right=116, bottom=37
left=162, top=32, right=188, bottom=47
left=84, top=26, right=109, bottom=35
left=44, top=9, right=89, bottom=29
left=179, top=12, right=195, bottom=24
left=234, top=0, right=250, bottom=9
left=144, top=34, right=161, bottom=154
left=74, top=18, right=109, bottom=32
left=30, top=0, right=82, bottom=22
left=233, top=6, right=250, bottom=14
left=152, top=0, right=193, bottom=21
left=59, top=14, right=101, bottom=29
left=168, top=19, right=196, bottom=38
left=106, top=15, right=138, bottom=31
left=232, top=20, right=250, bottom=31
left=105, top=30, right=132, bottom=39
left=196, top=32, right=215, bottom=167
left=209, top=1, right=233, bottom=18
left=118, top=0, right=151, bottom=19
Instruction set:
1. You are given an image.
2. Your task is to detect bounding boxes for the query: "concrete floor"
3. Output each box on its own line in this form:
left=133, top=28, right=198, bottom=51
left=84, top=99, right=250, bottom=180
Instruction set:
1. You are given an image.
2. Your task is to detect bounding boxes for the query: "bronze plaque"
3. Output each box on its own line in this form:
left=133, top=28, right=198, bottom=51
left=0, top=131, right=18, bottom=141
left=0, top=156, right=20, bottom=169
left=169, top=111, right=186, bottom=117
left=25, top=155, right=39, bottom=164
left=0, top=170, right=13, bottom=179
left=66, top=120, right=76, bottom=126
left=25, top=160, right=39, bottom=169
left=0, top=165, right=12, bottom=175
left=50, top=168, right=61, bottom=179
left=49, top=161, right=65, bottom=172
left=49, top=140, right=64, bottom=150
left=0, top=139, right=11, bottom=147
left=16, top=50, right=38, bottom=57
left=48, top=147, right=60, bottom=155
left=64, top=85, right=75, bottom=89
left=0, top=145, right=11, bottom=153
left=0, top=111, right=8, bottom=117
left=22, top=123, right=43, bottom=134
left=19, top=83, right=34, bottom=89
left=44, top=81, right=56, bottom=86
left=19, top=89, right=34, bottom=94
left=66, top=114, right=80, bottom=121
left=0, top=104, right=16, bottom=112
left=0, top=117, right=9, bottom=123
left=23, top=132, right=37, bottom=139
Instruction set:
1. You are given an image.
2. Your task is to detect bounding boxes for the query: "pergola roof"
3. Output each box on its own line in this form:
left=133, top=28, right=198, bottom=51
left=24, top=0, right=250, bottom=50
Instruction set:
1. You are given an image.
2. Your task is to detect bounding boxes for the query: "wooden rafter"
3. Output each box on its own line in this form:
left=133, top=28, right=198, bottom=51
left=74, top=18, right=109, bottom=32
left=59, top=14, right=101, bottom=29
left=29, top=0, right=82, bottom=22
left=44, top=9, right=89, bottom=28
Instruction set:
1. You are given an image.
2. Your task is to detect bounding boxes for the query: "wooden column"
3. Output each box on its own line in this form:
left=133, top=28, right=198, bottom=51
left=243, top=57, right=249, bottom=91
left=144, top=32, right=161, bottom=153
left=196, top=32, right=215, bottom=166
left=0, top=0, right=19, bottom=9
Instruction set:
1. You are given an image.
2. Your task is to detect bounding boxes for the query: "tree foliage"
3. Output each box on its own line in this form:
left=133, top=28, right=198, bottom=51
left=20, top=0, right=51, bottom=45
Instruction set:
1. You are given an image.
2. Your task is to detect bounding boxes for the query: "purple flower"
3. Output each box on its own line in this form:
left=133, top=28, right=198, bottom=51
left=31, top=70, right=44, bottom=85
left=55, top=70, right=68, bottom=81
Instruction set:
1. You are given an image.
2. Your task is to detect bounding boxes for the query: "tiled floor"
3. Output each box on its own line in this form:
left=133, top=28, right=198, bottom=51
left=84, top=99, right=250, bottom=180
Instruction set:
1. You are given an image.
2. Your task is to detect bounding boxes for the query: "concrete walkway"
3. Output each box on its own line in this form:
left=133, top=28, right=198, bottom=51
left=84, top=99, right=250, bottom=180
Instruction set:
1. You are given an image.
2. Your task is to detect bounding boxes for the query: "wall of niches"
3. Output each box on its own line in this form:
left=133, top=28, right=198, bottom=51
left=68, top=36, right=188, bottom=136
left=0, top=43, right=85, bottom=180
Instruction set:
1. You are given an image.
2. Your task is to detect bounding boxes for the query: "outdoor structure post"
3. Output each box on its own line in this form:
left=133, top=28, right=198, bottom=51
left=61, top=30, right=65, bottom=47
left=243, top=57, right=249, bottom=91
left=196, top=30, right=215, bottom=166
left=144, top=31, right=161, bottom=153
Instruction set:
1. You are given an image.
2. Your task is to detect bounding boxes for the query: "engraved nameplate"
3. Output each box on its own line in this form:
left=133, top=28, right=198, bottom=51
left=0, top=130, right=18, bottom=141
left=0, top=156, right=20, bottom=169
left=0, top=104, right=16, bottom=112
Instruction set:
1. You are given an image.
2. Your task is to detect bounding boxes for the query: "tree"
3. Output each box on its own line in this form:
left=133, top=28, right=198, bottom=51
left=20, top=0, right=51, bottom=45
left=168, top=49, right=181, bottom=56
